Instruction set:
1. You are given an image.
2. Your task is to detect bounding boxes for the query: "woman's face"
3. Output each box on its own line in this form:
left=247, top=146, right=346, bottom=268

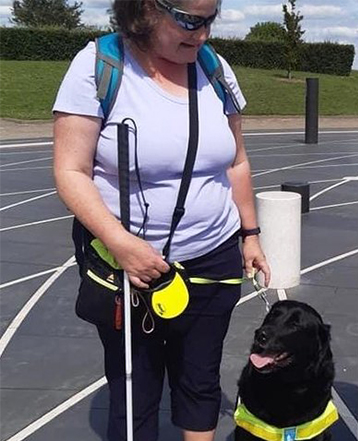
left=150, top=0, right=219, bottom=64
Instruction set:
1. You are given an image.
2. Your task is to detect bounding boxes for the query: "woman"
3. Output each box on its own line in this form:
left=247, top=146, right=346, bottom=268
left=53, top=0, right=270, bottom=440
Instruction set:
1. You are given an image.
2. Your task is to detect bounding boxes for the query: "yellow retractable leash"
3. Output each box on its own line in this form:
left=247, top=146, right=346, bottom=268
left=146, top=264, right=269, bottom=321
left=142, top=262, right=190, bottom=320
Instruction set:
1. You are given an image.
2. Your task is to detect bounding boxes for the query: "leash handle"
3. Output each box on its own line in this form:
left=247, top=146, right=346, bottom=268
left=250, top=273, right=271, bottom=312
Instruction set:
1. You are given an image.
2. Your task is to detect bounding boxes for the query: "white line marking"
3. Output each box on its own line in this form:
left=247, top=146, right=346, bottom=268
left=253, top=164, right=358, bottom=173
left=0, top=215, right=74, bottom=232
left=3, top=377, right=107, bottom=441
left=252, top=153, right=358, bottom=178
left=277, top=289, right=287, bottom=300
left=247, top=137, right=358, bottom=154
left=0, top=191, right=56, bottom=212
left=254, top=178, right=344, bottom=191
left=0, top=141, right=52, bottom=149
left=0, top=150, right=52, bottom=156
left=0, top=166, right=52, bottom=172
left=236, top=290, right=259, bottom=305
left=289, top=163, right=358, bottom=169
left=311, top=201, right=358, bottom=211
left=301, top=249, right=358, bottom=275
left=310, top=179, right=352, bottom=201
left=332, top=388, right=358, bottom=439
left=0, top=188, right=55, bottom=197
left=0, top=157, right=52, bottom=168
left=0, top=256, right=76, bottom=358
left=244, top=130, right=358, bottom=136
left=250, top=152, right=357, bottom=157
left=247, top=143, right=305, bottom=153
left=0, top=263, right=76, bottom=290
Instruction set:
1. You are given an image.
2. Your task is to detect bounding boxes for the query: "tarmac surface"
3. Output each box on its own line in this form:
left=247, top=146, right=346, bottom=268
left=0, top=123, right=357, bottom=441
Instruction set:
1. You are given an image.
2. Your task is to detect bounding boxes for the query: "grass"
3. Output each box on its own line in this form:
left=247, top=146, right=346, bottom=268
left=233, top=67, right=358, bottom=116
left=0, top=60, right=70, bottom=120
left=0, top=60, right=357, bottom=119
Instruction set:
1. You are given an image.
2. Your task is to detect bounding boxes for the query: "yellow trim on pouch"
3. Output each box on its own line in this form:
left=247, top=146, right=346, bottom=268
left=87, top=269, right=119, bottom=292
left=234, top=400, right=338, bottom=441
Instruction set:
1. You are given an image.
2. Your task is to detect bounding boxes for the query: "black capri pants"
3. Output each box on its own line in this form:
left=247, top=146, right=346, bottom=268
left=97, top=231, right=243, bottom=441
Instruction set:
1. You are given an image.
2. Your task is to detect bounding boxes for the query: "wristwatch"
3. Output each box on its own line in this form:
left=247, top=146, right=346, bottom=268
left=240, top=227, right=261, bottom=240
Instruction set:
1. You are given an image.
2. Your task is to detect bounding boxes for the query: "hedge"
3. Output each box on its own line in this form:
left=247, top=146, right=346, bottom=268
left=0, top=27, right=355, bottom=75
left=0, top=27, right=105, bottom=60
left=210, top=37, right=355, bottom=76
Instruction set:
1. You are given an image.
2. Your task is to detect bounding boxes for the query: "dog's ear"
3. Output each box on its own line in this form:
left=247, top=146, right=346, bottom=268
left=313, top=323, right=334, bottom=377
left=319, top=323, right=331, bottom=345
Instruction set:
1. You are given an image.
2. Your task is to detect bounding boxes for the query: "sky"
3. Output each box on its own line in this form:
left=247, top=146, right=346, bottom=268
left=0, top=0, right=357, bottom=69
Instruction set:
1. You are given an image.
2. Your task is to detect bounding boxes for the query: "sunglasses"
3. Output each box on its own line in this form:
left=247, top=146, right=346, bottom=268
left=155, top=0, right=218, bottom=31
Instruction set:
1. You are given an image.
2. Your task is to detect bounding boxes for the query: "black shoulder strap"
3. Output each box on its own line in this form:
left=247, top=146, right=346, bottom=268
left=162, top=63, right=199, bottom=260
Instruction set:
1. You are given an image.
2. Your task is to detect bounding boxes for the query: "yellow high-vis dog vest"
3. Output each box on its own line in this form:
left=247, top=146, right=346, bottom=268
left=234, top=400, right=338, bottom=441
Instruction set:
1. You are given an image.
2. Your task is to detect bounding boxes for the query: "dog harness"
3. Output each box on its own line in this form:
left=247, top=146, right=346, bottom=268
left=234, top=400, right=338, bottom=441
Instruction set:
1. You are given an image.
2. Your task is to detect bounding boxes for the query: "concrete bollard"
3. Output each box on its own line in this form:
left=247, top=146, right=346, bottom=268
left=256, top=191, right=301, bottom=289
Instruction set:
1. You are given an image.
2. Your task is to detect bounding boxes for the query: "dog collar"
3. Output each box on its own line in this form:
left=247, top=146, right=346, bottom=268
left=234, top=400, right=338, bottom=441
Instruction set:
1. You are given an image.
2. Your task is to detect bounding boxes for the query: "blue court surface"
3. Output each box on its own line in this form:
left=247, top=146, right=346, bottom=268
left=0, top=129, right=357, bottom=441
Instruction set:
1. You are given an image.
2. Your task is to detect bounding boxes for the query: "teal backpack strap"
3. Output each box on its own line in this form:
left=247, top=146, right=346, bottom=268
left=95, top=33, right=124, bottom=119
left=198, top=42, right=242, bottom=114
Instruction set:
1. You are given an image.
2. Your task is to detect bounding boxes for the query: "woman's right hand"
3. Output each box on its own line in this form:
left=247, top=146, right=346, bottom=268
left=109, top=232, right=170, bottom=289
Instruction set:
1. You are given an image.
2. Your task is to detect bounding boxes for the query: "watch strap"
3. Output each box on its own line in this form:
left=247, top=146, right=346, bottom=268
left=240, top=227, right=261, bottom=238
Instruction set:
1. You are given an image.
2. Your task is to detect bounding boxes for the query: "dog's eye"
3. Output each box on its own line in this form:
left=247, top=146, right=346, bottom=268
left=256, top=330, right=268, bottom=345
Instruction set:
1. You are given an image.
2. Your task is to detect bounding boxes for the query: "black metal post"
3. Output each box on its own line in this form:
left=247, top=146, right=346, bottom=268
left=305, top=78, right=319, bottom=144
left=281, top=181, right=310, bottom=213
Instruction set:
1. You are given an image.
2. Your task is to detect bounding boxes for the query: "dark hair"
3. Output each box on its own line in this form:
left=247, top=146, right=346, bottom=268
left=111, top=0, right=158, bottom=50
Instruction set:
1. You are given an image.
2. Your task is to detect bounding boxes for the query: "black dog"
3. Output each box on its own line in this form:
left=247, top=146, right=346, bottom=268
left=235, top=300, right=337, bottom=441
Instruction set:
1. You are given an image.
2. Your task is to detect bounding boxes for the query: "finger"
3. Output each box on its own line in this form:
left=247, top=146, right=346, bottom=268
left=244, top=259, right=255, bottom=278
left=262, top=264, right=271, bottom=287
left=140, top=274, right=152, bottom=283
left=157, top=259, right=171, bottom=273
left=255, top=259, right=271, bottom=287
left=149, top=269, right=162, bottom=280
left=129, top=275, right=149, bottom=290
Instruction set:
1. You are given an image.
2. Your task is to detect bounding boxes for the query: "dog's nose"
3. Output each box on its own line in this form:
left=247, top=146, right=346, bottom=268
left=257, top=330, right=268, bottom=346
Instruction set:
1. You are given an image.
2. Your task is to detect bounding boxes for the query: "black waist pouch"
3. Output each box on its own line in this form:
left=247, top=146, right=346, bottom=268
left=74, top=221, right=124, bottom=331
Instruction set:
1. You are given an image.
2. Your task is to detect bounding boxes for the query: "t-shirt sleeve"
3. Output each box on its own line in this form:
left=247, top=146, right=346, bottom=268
left=217, top=54, right=247, bottom=115
left=52, top=41, right=104, bottom=118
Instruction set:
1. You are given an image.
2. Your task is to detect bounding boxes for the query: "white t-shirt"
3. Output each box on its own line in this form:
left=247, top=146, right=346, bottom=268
left=53, top=41, right=247, bottom=262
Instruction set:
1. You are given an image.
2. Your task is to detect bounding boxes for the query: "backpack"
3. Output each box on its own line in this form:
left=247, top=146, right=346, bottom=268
left=94, top=32, right=241, bottom=119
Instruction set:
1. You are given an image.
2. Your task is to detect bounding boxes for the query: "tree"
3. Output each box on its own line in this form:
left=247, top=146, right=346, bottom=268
left=245, top=21, right=287, bottom=43
left=282, top=0, right=305, bottom=79
left=11, top=0, right=83, bottom=29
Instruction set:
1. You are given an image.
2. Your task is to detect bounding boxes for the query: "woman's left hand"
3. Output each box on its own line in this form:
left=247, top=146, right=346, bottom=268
left=242, top=236, right=271, bottom=287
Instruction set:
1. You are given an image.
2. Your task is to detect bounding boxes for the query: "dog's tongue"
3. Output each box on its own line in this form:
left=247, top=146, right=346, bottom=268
left=250, top=353, right=275, bottom=368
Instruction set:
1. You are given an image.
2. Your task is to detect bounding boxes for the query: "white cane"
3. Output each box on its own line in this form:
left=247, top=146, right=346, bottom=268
left=118, top=121, right=134, bottom=441
left=123, top=272, right=133, bottom=441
